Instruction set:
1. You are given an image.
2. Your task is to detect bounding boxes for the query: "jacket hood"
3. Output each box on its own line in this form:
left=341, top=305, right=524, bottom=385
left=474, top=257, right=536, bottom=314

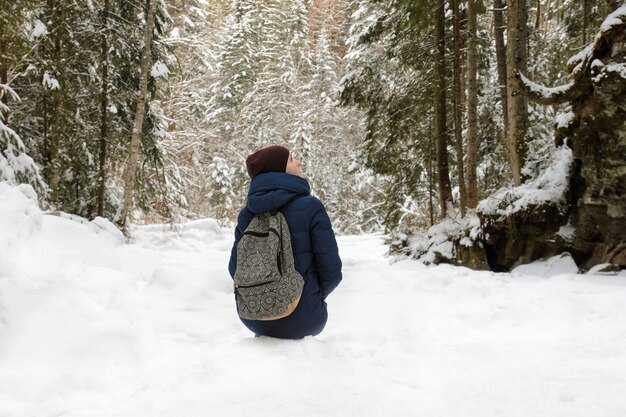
left=247, top=172, right=311, bottom=214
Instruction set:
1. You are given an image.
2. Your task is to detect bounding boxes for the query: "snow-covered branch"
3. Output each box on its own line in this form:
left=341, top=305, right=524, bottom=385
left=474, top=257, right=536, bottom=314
left=517, top=72, right=580, bottom=105
left=519, top=5, right=626, bottom=106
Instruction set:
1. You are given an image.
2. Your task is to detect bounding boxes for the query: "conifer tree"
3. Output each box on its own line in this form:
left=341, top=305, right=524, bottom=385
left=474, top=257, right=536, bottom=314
left=493, top=0, right=508, bottom=139
left=159, top=0, right=229, bottom=220
left=209, top=0, right=258, bottom=146
left=452, top=0, right=467, bottom=216
left=0, top=0, right=44, bottom=189
left=506, top=0, right=529, bottom=185
left=341, top=0, right=454, bottom=225
left=434, top=0, right=453, bottom=217
left=96, top=0, right=110, bottom=217
left=466, top=0, right=479, bottom=208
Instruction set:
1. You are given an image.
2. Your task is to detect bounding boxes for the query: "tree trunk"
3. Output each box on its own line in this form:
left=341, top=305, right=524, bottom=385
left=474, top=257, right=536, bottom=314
left=0, top=28, right=9, bottom=123
left=48, top=0, right=61, bottom=194
left=43, top=93, right=48, bottom=169
left=466, top=0, right=479, bottom=208
left=428, top=120, right=434, bottom=226
left=434, top=0, right=453, bottom=218
left=97, top=0, right=110, bottom=217
left=452, top=0, right=467, bottom=217
left=494, top=0, right=508, bottom=140
left=582, top=0, right=589, bottom=45
left=505, top=0, right=529, bottom=186
left=535, top=0, right=541, bottom=29
left=117, top=0, right=158, bottom=231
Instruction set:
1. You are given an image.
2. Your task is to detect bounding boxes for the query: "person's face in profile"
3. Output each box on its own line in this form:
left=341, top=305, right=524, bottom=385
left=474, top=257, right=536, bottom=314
left=286, top=153, right=304, bottom=177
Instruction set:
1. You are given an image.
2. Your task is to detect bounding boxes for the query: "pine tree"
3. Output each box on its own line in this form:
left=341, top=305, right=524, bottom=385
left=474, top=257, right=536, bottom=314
left=292, top=28, right=337, bottom=187
left=434, top=0, right=453, bottom=217
left=341, top=0, right=446, bottom=227
left=493, top=0, right=508, bottom=143
left=506, top=0, right=529, bottom=185
left=240, top=0, right=310, bottom=147
left=96, top=0, right=110, bottom=217
left=209, top=0, right=258, bottom=145
left=1, top=0, right=173, bottom=220
left=0, top=0, right=44, bottom=189
left=159, top=0, right=230, bottom=220
left=452, top=0, right=467, bottom=216
left=207, top=155, right=236, bottom=221
left=466, top=0, right=479, bottom=208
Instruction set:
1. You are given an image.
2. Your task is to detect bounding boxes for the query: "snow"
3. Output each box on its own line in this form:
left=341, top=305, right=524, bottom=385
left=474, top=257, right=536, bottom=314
left=32, top=20, right=48, bottom=38
left=557, top=220, right=576, bottom=242
left=404, top=213, right=482, bottom=263
left=169, top=27, right=180, bottom=40
left=478, top=146, right=574, bottom=218
left=587, top=263, right=621, bottom=276
left=2, top=182, right=626, bottom=416
left=604, top=63, right=626, bottom=80
left=151, top=61, right=169, bottom=79
left=555, top=107, right=575, bottom=129
left=566, top=43, right=594, bottom=70
left=42, top=71, right=60, bottom=90
left=591, top=59, right=604, bottom=69
left=511, top=252, right=579, bottom=277
left=0, top=183, right=42, bottom=276
left=599, top=6, right=626, bottom=33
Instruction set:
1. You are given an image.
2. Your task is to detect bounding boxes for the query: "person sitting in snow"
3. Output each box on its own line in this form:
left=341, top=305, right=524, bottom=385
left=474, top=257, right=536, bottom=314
left=228, top=145, right=342, bottom=339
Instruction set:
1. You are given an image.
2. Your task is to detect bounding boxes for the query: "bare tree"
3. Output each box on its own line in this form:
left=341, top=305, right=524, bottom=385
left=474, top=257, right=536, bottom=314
left=117, top=0, right=158, bottom=231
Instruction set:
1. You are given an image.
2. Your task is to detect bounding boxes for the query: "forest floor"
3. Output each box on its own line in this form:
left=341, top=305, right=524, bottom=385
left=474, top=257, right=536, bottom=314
left=1, top=189, right=626, bottom=416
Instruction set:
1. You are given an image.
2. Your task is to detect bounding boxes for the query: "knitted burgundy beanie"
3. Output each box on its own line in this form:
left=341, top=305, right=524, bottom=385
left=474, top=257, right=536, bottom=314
left=245, top=145, right=290, bottom=178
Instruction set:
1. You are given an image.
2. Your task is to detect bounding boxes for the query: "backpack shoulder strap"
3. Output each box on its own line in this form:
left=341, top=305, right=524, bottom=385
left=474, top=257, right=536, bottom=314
left=278, top=194, right=307, bottom=214
left=267, top=194, right=307, bottom=215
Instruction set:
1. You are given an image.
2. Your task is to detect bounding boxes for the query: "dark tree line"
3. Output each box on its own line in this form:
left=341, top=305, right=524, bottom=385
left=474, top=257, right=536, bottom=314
left=2, top=0, right=623, bottom=234
left=1, top=0, right=172, bottom=228
left=340, top=0, right=622, bottom=228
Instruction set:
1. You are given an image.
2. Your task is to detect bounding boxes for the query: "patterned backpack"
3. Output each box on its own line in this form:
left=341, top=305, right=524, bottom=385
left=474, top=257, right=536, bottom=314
left=234, top=196, right=304, bottom=320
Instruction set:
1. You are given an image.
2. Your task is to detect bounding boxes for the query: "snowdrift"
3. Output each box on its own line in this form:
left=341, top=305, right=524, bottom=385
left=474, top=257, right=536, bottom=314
left=1, top=181, right=626, bottom=417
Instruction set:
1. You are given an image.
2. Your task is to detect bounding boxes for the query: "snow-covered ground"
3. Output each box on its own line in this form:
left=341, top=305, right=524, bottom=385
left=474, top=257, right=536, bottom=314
left=1, top=183, right=626, bottom=417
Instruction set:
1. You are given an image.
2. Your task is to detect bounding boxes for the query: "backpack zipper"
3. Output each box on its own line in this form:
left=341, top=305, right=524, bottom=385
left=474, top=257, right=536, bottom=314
left=242, top=228, right=280, bottom=238
left=234, top=278, right=275, bottom=290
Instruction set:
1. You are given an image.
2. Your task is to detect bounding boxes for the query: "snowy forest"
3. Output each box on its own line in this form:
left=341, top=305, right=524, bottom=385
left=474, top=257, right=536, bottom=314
left=2, top=2, right=626, bottom=414
left=1, top=0, right=625, bottom=270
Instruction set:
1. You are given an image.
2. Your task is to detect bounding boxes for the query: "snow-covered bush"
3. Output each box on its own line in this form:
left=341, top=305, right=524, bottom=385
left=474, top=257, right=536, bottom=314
left=0, top=85, right=44, bottom=191
left=477, top=145, right=574, bottom=219
left=0, top=182, right=42, bottom=277
left=390, top=212, right=482, bottom=265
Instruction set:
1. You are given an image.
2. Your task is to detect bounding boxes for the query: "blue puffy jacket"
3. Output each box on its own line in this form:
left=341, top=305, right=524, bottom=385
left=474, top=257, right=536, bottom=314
left=228, top=172, right=342, bottom=339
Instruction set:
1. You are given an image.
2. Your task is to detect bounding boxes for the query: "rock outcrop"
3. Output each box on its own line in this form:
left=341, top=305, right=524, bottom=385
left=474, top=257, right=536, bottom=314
left=478, top=6, right=626, bottom=271
left=400, top=7, right=626, bottom=272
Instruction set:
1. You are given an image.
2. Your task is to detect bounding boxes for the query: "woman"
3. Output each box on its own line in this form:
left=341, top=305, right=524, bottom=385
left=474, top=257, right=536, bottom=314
left=228, top=145, right=342, bottom=339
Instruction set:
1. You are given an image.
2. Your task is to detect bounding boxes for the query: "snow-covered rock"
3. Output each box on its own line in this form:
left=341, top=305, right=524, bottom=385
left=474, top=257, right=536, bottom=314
left=511, top=252, right=580, bottom=277
left=477, top=146, right=574, bottom=219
